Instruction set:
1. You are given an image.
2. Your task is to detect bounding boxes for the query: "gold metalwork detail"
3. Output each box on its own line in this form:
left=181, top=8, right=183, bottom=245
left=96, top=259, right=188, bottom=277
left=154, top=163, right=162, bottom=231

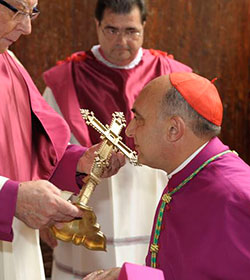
left=162, top=193, right=172, bottom=203
left=80, top=109, right=140, bottom=166
left=51, top=110, right=140, bottom=251
left=150, top=243, right=159, bottom=253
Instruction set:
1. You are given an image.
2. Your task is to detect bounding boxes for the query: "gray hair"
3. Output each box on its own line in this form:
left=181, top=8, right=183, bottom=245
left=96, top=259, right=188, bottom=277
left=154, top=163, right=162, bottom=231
left=160, top=87, right=221, bottom=138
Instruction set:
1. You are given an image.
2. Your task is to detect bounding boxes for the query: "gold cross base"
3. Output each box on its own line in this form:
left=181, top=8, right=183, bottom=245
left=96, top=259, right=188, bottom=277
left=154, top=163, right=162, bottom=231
left=51, top=202, right=106, bottom=251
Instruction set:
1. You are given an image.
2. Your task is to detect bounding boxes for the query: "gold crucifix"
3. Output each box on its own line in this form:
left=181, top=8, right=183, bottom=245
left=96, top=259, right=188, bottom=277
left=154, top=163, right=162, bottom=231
left=51, top=110, right=139, bottom=251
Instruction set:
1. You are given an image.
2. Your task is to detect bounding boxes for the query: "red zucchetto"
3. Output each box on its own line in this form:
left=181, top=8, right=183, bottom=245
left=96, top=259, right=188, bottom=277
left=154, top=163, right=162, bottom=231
left=169, top=72, right=223, bottom=126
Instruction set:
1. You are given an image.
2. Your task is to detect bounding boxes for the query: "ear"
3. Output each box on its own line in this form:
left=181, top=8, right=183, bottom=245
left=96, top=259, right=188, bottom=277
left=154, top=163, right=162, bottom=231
left=94, top=18, right=100, bottom=30
left=166, top=116, right=185, bottom=142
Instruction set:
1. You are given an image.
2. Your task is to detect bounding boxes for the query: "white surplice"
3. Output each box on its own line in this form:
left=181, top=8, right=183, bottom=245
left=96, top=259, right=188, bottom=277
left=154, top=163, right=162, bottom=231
left=44, top=87, right=167, bottom=280
left=0, top=218, right=45, bottom=280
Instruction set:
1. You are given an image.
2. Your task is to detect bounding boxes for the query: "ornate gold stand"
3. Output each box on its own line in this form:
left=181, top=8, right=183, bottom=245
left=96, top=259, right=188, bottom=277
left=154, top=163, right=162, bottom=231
left=51, top=110, right=139, bottom=251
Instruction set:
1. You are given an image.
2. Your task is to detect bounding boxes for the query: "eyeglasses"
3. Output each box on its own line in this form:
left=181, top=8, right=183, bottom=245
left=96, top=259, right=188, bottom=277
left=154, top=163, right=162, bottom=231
left=102, top=26, right=142, bottom=41
left=0, top=0, right=40, bottom=22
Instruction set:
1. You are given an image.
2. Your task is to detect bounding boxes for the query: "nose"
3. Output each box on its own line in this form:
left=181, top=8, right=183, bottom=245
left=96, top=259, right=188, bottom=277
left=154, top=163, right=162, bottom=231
left=125, top=119, right=136, bottom=138
left=116, top=31, right=127, bottom=44
left=19, top=16, right=32, bottom=35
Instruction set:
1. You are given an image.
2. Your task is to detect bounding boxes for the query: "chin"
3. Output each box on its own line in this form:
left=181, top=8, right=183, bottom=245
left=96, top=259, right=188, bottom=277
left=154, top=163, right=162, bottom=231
left=138, top=157, right=158, bottom=170
left=118, top=55, right=131, bottom=61
left=115, top=52, right=131, bottom=60
left=137, top=155, right=147, bottom=166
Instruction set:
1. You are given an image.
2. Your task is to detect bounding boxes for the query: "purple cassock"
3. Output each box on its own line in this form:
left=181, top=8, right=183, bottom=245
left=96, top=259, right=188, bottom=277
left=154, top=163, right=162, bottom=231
left=146, top=137, right=250, bottom=279
left=43, top=48, right=192, bottom=149
left=0, top=52, right=86, bottom=241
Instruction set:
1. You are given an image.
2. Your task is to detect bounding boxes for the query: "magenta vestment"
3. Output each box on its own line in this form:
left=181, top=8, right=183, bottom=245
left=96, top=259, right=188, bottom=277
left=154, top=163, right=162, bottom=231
left=118, top=262, right=164, bottom=280
left=43, top=48, right=192, bottom=148
left=146, top=137, right=250, bottom=279
left=0, top=52, right=86, bottom=242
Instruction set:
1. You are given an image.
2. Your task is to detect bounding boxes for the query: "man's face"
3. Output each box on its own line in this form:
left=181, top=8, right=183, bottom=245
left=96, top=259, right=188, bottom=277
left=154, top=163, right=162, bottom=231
left=126, top=77, right=171, bottom=170
left=0, top=0, right=37, bottom=53
left=96, top=6, right=145, bottom=66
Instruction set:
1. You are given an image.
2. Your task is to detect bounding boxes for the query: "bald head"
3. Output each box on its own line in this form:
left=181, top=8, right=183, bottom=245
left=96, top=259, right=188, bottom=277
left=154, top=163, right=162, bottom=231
left=8, top=0, right=37, bottom=10
left=126, top=73, right=222, bottom=172
left=0, top=0, right=37, bottom=53
left=133, top=75, right=171, bottom=115
left=137, top=73, right=222, bottom=139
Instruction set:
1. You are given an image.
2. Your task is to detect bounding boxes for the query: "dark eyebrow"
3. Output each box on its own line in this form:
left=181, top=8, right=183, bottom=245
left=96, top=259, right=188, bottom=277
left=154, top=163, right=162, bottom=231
left=125, top=27, right=139, bottom=31
left=104, top=25, right=139, bottom=32
left=131, top=108, right=143, bottom=118
left=104, top=25, right=118, bottom=29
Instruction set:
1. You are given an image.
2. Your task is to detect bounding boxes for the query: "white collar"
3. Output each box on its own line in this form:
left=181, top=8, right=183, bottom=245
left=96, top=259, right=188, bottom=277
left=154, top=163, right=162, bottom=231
left=91, top=45, right=143, bottom=69
left=167, top=142, right=209, bottom=180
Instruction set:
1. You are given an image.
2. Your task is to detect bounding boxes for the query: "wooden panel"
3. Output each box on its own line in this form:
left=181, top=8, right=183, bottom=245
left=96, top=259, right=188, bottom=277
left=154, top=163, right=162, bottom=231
left=144, top=0, right=250, bottom=164
left=11, top=0, right=250, bottom=165
left=11, top=0, right=97, bottom=90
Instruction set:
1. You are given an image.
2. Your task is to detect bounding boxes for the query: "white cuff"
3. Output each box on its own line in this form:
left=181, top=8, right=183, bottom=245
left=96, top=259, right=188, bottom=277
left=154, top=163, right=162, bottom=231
left=0, top=176, right=9, bottom=191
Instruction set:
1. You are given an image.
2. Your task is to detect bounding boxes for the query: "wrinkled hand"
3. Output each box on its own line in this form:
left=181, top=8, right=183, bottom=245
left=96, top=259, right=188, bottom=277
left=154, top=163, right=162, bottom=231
left=15, top=180, right=83, bottom=229
left=77, top=143, right=125, bottom=177
left=83, top=267, right=121, bottom=280
left=39, top=227, right=58, bottom=249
